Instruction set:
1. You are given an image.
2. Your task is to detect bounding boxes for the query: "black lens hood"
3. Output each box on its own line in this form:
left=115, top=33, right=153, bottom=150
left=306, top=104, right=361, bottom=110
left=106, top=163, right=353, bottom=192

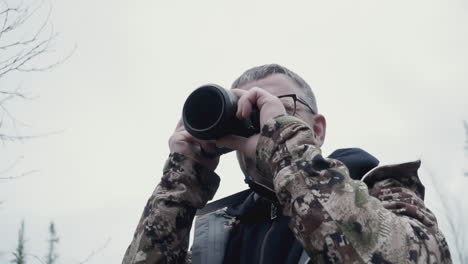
left=183, top=84, right=260, bottom=140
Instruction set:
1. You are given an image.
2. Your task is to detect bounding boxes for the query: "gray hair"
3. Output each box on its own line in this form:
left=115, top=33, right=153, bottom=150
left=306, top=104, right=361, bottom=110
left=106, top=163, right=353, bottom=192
left=231, top=64, right=318, bottom=114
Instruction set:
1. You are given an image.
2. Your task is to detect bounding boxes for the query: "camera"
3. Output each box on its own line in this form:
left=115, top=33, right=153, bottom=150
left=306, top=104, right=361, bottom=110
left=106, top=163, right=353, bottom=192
left=182, top=84, right=260, bottom=140
left=183, top=84, right=277, bottom=200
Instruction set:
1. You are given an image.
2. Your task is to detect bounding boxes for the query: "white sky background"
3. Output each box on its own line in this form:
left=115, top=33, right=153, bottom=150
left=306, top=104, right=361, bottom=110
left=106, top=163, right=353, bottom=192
left=1, top=0, right=467, bottom=263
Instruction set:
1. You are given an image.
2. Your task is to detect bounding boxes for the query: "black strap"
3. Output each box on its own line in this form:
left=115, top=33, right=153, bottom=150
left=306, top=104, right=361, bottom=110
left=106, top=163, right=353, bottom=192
left=196, top=189, right=252, bottom=216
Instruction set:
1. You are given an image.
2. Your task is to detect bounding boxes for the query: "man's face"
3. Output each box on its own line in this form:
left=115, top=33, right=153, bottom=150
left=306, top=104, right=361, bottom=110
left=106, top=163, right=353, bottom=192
left=234, top=73, right=326, bottom=180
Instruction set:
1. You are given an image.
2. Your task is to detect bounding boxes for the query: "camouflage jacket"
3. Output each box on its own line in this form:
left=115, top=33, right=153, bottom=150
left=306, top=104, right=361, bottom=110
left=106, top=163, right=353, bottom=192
left=122, top=115, right=452, bottom=264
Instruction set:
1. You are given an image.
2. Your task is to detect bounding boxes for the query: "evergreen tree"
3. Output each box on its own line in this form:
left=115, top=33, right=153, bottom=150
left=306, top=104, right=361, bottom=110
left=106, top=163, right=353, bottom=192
left=11, top=220, right=26, bottom=264
left=45, top=222, right=59, bottom=264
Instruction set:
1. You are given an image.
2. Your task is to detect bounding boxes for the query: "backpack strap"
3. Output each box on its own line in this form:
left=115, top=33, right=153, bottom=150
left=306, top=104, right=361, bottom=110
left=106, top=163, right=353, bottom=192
left=192, top=208, right=238, bottom=264
left=298, top=250, right=310, bottom=264
left=192, top=190, right=250, bottom=264
left=195, top=189, right=251, bottom=216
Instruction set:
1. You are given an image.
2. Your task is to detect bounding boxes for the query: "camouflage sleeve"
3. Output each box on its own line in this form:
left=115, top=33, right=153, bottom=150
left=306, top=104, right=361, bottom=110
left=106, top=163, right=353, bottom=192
left=122, top=153, right=220, bottom=264
left=256, top=115, right=452, bottom=264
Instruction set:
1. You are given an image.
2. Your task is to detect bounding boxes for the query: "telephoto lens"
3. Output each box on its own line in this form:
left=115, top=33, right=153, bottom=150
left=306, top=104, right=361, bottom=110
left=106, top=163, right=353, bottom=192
left=182, top=84, right=260, bottom=140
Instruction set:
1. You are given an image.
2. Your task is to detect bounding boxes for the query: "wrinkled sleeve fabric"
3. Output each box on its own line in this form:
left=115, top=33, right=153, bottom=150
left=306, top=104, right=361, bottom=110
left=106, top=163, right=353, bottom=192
left=122, top=153, right=220, bottom=264
left=256, top=115, right=452, bottom=264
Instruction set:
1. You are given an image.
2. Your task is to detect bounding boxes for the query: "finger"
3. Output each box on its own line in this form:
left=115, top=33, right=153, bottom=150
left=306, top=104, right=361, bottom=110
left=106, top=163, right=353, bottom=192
left=231, top=88, right=248, bottom=97
left=237, top=87, right=273, bottom=119
left=177, top=131, right=218, bottom=154
left=237, top=88, right=258, bottom=119
left=231, top=89, right=249, bottom=118
left=242, top=87, right=267, bottom=118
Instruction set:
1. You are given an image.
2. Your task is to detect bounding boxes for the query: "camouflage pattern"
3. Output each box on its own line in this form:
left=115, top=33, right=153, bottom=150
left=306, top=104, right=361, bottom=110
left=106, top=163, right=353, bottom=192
left=122, top=152, right=220, bottom=264
left=256, top=115, right=452, bottom=263
left=123, top=115, right=452, bottom=264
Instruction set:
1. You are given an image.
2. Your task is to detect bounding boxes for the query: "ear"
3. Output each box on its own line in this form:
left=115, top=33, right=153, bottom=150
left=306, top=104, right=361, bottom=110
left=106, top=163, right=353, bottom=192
left=312, top=114, right=326, bottom=147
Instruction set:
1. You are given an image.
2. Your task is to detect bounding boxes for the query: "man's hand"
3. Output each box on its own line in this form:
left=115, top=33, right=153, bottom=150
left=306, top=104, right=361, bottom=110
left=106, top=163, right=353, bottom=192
left=168, top=119, right=220, bottom=171
left=217, top=88, right=287, bottom=160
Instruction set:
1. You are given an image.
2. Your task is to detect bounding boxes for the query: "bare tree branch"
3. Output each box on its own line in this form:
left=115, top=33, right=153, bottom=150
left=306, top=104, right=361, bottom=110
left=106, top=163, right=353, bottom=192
left=0, top=0, right=55, bottom=76
left=0, top=1, right=48, bottom=50
left=0, top=155, right=24, bottom=173
left=0, top=155, right=39, bottom=181
left=0, top=128, right=64, bottom=144
left=0, top=169, right=38, bottom=180
left=28, top=253, right=46, bottom=264
left=77, top=238, right=111, bottom=264
left=17, top=42, right=76, bottom=73
left=0, top=0, right=73, bottom=143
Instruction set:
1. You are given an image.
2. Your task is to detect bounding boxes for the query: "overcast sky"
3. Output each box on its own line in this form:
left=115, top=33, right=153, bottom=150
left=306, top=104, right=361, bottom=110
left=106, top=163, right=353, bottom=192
left=1, top=0, right=467, bottom=263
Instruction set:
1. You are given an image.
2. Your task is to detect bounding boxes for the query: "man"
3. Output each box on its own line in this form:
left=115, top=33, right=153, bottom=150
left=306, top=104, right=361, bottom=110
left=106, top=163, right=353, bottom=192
left=123, top=64, right=452, bottom=263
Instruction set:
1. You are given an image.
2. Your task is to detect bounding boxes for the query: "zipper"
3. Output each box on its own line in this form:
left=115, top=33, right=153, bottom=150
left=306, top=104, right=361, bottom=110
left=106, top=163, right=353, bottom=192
left=259, top=204, right=277, bottom=264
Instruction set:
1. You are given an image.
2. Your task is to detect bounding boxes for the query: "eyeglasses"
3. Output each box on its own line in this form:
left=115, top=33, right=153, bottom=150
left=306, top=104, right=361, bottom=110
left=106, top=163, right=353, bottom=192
left=277, top=94, right=316, bottom=116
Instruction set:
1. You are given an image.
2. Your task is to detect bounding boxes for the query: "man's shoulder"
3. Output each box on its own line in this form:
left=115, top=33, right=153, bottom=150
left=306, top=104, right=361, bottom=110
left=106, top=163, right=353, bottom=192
left=362, top=160, right=425, bottom=199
